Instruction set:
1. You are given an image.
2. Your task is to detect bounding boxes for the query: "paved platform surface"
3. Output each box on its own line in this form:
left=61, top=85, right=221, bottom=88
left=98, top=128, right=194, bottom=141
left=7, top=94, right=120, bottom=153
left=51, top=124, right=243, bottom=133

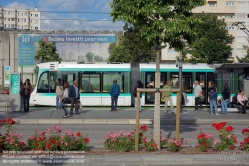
left=0, top=106, right=249, bottom=125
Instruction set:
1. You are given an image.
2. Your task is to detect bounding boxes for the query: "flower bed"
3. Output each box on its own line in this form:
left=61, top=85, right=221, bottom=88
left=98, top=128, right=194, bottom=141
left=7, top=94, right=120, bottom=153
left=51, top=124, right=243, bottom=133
left=0, top=118, right=90, bottom=153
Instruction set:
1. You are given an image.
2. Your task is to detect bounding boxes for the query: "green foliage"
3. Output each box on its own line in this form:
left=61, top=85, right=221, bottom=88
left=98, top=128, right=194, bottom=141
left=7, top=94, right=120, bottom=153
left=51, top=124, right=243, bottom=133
left=176, top=13, right=234, bottom=64
left=94, top=55, right=103, bottom=62
left=85, top=52, right=94, bottom=62
left=34, top=39, right=61, bottom=63
left=236, top=45, right=249, bottom=63
left=110, top=0, right=206, bottom=51
left=108, top=24, right=157, bottom=63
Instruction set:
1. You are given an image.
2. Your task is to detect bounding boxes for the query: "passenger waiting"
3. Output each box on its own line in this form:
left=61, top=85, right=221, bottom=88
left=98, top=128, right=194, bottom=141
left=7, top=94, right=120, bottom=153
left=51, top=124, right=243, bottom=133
left=237, top=90, right=248, bottom=114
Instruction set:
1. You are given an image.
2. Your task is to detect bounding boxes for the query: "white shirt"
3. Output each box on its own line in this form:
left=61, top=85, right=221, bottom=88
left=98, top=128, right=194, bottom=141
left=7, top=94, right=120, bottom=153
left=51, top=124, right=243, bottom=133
left=63, top=88, right=69, bottom=98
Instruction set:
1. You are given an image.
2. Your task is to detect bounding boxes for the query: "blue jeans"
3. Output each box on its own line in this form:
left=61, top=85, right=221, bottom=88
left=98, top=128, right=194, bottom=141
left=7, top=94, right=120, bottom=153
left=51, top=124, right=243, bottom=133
left=210, top=100, right=218, bottom=114
left=61, top=102, right=69, bottom=116
left=134, top=97, right=142, bottom=111
left=111, top=95, right=118, bottom=111
left=222, top=99, right=229, bottom=114
left=56, top=95, right=62, bottom=109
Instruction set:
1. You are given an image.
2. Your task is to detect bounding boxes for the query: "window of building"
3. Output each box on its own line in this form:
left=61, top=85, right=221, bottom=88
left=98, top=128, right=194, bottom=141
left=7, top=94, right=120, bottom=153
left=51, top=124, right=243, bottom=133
left=25, top=12, right=28, bottom=16
left=21, top=12, right=23, bottom=16
left=24, top=25, right=28, bottom=29
left=17, top=19, right=19, bottom=22
left=8, top=11, right=10, bottom=14
left=30, top=14, right=32, bottom=17
left=226, top=1, right=235, bottom=6
left=168, top=48, right=175, bottom=54
left=37, top=72, right=49, bottom=93
left=8, top=24, right=10, bottom=28
left=103, top=72, right=124, bottom=93
left=8, top=18, right=10, bottom=21
left=4, top=24, right=6, bottom=27
left=237, top=14, right=246, bottom=18
left=170, top=73, right=192, bottom=93
left=30, top=20, right=32, bottom=23
left=224, top=15, right=233, bottom=19
left=79, top=72, right=100, bottom=93
left=35, top=20, right=38, bottom=24
left=208, top=1, right=217, bottom=7
left=11, top=11, right=15, bottom=15
left=0, top=23, right=3, bottom=27
left=226, top=26, right=235, bottom=30
left=35, top=27, right=38, bottom=30
left=11, top=24, right=15, bottom=28
left=11, top=18, right=14, bottom=21
left=35, top=14, right=39, bottom=17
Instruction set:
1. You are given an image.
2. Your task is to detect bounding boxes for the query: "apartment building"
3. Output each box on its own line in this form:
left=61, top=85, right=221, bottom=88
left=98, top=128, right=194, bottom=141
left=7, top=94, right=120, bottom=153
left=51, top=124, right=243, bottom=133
left=0, top=7, right=40, bottom=30
left=161, top=0, right=249, bottom=62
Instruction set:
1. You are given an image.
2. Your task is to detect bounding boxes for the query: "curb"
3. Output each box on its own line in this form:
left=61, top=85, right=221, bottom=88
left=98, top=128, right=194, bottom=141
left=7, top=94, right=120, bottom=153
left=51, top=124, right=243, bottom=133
left=12, top=118, right=249, bottom=125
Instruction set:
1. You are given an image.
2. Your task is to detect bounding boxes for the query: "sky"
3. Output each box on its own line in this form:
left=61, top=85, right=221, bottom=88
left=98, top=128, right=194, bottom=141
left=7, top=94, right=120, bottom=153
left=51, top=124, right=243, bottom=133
left=0, top=0, right=124, bottom=31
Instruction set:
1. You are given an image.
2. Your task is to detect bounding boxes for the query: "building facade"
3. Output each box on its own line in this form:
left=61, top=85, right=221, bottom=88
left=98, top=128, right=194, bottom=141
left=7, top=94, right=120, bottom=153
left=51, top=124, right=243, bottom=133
left=161, top=0, right=249, bottom=62
left=0, top=7, right=40, bottom=30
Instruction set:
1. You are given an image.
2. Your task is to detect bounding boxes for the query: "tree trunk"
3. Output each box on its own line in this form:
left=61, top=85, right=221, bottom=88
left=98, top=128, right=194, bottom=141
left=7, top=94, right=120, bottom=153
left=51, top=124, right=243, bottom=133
left=153, top=39, right=161, bottom=150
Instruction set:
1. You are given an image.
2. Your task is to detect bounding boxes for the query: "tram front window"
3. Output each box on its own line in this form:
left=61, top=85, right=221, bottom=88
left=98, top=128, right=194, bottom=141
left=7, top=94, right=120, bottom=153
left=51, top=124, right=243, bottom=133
left=37, top=72, right=49, bottom=93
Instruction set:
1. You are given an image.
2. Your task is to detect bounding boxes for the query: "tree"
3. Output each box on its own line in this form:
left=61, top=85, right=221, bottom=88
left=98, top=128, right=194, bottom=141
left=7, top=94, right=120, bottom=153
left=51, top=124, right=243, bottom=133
left=34, top=39, right=61, bottom=63
left=110, top=0, right=206, bottom=150
left=85, top=52, right=94, bottom=62
left=237, top=38, right=249, bottom=63
left=94, top=55, right=103, bottom=62
left=176, top=13, right=234, bottom=64
left=108, top=24, right=156, bottom=63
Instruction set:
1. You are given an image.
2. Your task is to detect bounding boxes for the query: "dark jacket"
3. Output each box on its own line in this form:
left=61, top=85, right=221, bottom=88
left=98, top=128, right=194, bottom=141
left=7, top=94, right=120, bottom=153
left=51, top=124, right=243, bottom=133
left=209, top=91, right=217, bottom=101
left=20, top=83, right=32, bottom=96
left=222, top=89, right=230, bottom=100
left=69, top=85, right=80, bottom=99
left=133, top=85, right=143, bottom=97
left=110, top=83, right=120, bottom=96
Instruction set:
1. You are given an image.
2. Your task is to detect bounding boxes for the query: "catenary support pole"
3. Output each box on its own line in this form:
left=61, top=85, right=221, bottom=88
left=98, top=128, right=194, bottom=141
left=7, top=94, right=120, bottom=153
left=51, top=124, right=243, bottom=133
left=176, top=92, right=181, bottom=140
left=135, top=91, right=141, bottom=151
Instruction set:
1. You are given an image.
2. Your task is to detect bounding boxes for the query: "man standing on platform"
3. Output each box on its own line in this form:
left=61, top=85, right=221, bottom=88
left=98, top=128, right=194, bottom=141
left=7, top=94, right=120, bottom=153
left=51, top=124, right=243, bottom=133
left=69, top=80, right=80, bottom=115
left=110, top=79, right=120, bottom=111
left=194, top=80, right=202, bottom=111
left=163, top=80, right=174, bottom=113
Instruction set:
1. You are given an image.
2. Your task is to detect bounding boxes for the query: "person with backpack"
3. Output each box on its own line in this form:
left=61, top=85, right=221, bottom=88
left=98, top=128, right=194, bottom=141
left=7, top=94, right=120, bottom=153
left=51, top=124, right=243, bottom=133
left=133, top=80, right=143, bottom=112
left=55, top=78, right=63, bottom=110
left=221, top=84, right=230, bottom=114
left=209, top=87, right=219, bottom=115
left=110, top=79, right=120, bottom=112
left=20, top=79, right=32, bottom=113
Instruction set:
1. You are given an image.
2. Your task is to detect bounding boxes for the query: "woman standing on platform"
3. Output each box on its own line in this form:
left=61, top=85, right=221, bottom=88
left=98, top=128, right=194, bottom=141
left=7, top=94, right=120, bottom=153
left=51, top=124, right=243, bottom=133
left=60, top=82, right=70, bottom=118
left=20, top=79, right=32, bottom=113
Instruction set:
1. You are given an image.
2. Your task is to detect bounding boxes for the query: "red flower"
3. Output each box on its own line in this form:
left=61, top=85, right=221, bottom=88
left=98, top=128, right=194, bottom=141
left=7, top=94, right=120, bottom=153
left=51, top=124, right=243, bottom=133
left=230, top=145, right=235, bottom=149
left=50, top=139, right=56, bottom=144
left=37, top=148, right=42, bottom=151
left=84, top=138, right=90, bottom=143
left=46, top=144, right=51, bottom=149
left=140, top=125, right=148, bottom=131
left=41, top=132, right=46, bottom=136
left=242, top=128, right=249, bottom=134
left=57, top=142, right=61, bottom=146
left=225, top=126, right=234, bottom=132
left=4, top=118, right=16, bottom=125
left=76, top=132, right=81, bottom=137
left=212, top=123, right=216, bottom=127
left=21, top=142, right=26, bottom=147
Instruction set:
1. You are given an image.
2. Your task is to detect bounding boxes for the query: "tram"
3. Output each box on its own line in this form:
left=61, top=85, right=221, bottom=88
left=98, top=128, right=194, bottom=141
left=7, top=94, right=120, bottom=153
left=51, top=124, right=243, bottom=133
left=30, top=62, right=243, bottom=107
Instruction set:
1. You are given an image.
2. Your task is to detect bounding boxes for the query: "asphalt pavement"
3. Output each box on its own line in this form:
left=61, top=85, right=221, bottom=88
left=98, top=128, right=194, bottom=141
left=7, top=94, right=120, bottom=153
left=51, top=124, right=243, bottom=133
left=1, top=106, right=249, bottom=125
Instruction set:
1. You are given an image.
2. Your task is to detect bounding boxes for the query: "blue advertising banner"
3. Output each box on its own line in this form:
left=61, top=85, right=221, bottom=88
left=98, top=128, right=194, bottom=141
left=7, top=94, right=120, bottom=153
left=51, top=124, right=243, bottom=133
left=18, top=34, right=116, bottom=66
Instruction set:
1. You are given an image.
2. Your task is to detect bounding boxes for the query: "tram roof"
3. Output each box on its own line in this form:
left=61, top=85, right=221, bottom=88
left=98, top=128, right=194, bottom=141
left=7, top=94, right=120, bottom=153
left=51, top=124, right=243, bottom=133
left=214, top=63, right=249, bottom=73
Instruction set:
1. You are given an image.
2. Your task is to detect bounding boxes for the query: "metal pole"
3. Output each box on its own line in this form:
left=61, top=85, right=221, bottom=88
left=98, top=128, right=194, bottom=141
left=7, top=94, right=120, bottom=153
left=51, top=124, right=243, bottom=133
left=176, top=91, right=181, bottom=140
left=179, top=51, right=182, bottom=113
left=2, top=65, right=4, bottom=91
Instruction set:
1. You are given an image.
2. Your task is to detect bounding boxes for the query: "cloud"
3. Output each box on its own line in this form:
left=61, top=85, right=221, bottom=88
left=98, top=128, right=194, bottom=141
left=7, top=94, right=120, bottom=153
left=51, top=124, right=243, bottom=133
left=95, top=0, right=111, bottom=12
left=5, top=2, right=34, bottom=10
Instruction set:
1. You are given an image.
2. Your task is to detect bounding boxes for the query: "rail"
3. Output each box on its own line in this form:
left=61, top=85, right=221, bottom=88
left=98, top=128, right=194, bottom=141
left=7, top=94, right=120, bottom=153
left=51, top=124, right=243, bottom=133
left=0, top=91, right=10, bottom=112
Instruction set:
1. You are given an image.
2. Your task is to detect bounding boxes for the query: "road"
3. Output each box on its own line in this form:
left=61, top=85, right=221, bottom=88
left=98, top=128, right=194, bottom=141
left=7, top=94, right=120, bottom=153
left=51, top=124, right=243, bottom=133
left=3, top=124, right=248, bottom=147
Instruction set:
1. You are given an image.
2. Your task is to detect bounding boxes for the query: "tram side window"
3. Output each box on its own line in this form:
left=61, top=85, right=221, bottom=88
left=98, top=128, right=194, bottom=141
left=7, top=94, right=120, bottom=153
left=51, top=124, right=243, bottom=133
left=103, top=72, right=124, bottom=93
left=238, top=74, right=244, bottom=91
left=80, top=72, right=100, bottom=93
left=170, top=73, right=192, bottom=93
left=37, top=72, right=49, bottom=93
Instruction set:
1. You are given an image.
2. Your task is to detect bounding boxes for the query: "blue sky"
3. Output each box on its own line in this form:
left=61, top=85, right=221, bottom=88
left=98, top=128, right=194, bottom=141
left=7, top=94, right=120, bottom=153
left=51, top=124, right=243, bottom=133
left=0, top=0, right=124, bottom=31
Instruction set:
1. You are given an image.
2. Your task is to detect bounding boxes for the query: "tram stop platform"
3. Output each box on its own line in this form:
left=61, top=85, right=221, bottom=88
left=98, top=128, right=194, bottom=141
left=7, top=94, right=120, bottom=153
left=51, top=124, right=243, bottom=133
left=1, top=106, right=249, bottom=125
